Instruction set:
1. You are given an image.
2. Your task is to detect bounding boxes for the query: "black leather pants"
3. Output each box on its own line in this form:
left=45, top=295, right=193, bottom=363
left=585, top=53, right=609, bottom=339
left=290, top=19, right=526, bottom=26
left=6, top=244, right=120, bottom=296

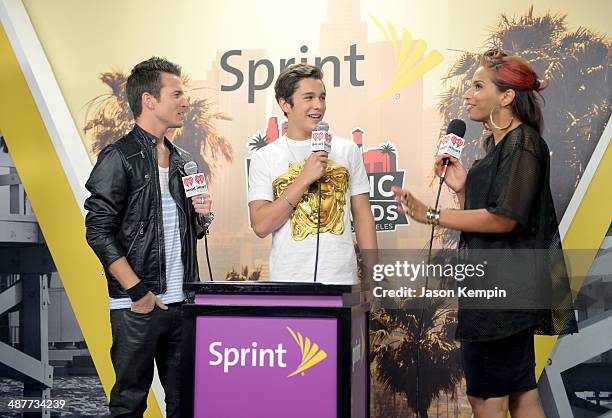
left=108, top=304, right=183, bottom=418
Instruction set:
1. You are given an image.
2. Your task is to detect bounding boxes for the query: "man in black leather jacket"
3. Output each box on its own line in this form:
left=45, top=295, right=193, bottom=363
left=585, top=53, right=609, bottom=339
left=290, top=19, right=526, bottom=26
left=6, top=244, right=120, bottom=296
left=84, top=57, right=212, bottom=417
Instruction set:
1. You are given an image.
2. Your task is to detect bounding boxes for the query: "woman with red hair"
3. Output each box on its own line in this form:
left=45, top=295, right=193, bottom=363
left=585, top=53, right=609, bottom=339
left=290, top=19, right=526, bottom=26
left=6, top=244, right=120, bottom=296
left=396, top=49, right=577, bottom=417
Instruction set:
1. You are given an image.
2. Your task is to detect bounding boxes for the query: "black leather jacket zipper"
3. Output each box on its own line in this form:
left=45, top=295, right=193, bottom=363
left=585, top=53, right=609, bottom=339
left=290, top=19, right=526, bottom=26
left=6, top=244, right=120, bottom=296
left=126, top=221, right=144, bottom=256
left=125, top=150, right=145, bottom=161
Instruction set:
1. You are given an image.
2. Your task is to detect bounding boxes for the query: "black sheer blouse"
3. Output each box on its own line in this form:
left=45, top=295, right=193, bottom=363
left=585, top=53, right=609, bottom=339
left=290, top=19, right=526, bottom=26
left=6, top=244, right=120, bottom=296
left=457, top=124, right=578, bottom=341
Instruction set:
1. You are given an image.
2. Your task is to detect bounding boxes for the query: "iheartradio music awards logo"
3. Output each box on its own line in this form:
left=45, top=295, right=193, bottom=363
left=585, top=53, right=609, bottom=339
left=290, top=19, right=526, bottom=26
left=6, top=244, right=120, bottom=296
left=246, top=116, right=408, bottom=232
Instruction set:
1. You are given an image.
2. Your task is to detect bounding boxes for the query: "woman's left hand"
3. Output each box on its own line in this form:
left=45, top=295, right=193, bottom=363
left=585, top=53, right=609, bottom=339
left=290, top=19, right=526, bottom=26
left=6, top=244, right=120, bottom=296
left=392, top=186, right=428, bottom=224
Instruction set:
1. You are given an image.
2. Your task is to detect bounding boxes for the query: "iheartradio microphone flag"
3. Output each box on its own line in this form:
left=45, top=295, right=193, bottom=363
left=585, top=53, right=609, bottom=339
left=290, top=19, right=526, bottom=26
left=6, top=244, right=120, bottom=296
left=182, top=161, right=208, bottom=197
left=310, top=121, right=332, bottom=153
left=437, top=133, right=465, bottom=159
left=437, top=119, right=466, bottom=160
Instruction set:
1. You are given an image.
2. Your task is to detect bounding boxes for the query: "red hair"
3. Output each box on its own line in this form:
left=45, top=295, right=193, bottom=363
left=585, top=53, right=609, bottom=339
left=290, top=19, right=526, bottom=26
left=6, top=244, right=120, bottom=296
left=480, top=49, right=547, bottom=133
left=481, top=49, right=546, bottom=93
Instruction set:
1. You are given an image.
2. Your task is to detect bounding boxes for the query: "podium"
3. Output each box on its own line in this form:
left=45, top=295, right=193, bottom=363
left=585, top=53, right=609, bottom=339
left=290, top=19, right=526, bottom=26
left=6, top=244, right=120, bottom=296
left=180, top=282, right=370, bottom=418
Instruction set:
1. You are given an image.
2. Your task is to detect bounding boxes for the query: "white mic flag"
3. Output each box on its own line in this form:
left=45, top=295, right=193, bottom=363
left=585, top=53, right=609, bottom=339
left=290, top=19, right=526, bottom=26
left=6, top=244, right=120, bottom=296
left=310, top=121, right=332, bottom=153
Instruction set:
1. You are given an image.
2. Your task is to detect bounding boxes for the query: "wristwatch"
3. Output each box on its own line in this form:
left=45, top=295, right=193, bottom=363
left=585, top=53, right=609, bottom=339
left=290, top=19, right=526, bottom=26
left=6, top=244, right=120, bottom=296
left=202, top=212, right=215, bottom=230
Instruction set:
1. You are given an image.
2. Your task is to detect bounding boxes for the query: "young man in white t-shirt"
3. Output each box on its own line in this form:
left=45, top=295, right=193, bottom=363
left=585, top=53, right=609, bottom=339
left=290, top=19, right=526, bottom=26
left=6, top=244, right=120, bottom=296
left=248, top=63, right=377, bottom=283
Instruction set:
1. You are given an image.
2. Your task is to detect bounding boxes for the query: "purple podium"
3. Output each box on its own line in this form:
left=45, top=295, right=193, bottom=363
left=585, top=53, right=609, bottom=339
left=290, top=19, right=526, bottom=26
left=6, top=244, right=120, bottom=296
left=180, top=282, right=370, bottom=418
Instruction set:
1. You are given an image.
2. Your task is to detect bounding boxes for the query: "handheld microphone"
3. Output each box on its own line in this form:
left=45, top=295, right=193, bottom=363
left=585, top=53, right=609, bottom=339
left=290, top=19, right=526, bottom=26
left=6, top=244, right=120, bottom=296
left=310, top=121, right=332, bottom=153
left=183, top=161, right=214, bottom=281
left=183, top=161, right=210, bottom=226
left=182, top=161, right=209, bottom=196
left=414, top=118, right=466, bottom=415
left=437, top=119, right=466, bottom=182
left=182, top=161, right=208, bottom=216
left=309, top=121, right=331, bottom=283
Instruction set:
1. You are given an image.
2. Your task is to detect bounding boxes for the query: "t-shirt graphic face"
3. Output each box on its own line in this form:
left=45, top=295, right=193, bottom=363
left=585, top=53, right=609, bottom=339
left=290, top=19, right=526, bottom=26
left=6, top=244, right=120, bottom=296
left=273, top=159, right=349, bottom=240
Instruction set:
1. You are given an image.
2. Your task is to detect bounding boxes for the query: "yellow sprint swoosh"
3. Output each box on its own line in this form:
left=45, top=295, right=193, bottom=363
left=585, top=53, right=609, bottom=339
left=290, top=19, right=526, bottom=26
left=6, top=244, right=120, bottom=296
left=368, top=13, right=444, bottom=101
left=286, top=326, right=328, bottom=377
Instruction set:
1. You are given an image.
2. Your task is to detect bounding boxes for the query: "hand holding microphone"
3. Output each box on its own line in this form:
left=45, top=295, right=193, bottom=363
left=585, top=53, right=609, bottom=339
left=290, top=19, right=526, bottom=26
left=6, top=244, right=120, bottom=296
left=183, top=161, right=215, bottom=280
left=301, top=153, right=328, bottom=184
left=183, top=161, right=213, bottom=229
left=300, top=121, right=331, bottom=185
left=191, top=194, right=212, bottom=216
left=393, top=119, right=468, bottom=224
left=434, top=155, right=467, bottom=194
left=307, top=121, right=332, bottom=283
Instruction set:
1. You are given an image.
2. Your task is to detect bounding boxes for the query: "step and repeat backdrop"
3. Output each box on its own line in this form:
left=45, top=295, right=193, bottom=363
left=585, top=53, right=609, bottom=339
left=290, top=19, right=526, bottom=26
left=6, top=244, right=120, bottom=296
left=1, top=0, right=610, bottom=416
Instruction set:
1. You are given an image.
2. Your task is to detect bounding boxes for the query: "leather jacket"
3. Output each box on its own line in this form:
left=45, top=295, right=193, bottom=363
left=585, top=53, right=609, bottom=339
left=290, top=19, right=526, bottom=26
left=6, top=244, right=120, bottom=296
left=85, top=125, right=203, bottom=298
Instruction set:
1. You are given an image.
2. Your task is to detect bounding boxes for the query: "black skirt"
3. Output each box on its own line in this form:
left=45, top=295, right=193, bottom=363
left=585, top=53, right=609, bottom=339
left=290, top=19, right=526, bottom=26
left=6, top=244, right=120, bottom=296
left=460, top=327, right=537, bottom=398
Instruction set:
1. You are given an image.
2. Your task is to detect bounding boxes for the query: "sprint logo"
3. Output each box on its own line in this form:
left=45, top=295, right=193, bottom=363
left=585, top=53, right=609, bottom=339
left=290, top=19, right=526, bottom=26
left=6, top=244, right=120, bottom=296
left=286, top=326, right=327, bottom=377
left=368, top=14, right=443, bottom=101
left=208, top=326, right=327, bottom=377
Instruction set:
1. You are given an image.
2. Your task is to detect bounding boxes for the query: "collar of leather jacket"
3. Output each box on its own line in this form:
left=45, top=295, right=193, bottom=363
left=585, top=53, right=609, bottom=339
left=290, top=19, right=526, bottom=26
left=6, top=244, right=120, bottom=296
left=132, top=124, right=191, bottom=174
left=133, top=123, right=160, bottom=146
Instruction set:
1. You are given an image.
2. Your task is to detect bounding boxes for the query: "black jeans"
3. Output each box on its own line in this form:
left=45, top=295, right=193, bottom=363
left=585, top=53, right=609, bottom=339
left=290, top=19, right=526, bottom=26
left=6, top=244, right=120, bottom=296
left=108, top=304, right=183, bottom=418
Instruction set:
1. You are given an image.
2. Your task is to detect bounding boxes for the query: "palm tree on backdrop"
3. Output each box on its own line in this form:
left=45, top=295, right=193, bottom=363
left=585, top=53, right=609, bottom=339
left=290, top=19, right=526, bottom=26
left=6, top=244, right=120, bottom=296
left=380, top=142, right=396, bottom=156
left=248, top=132, right=268, bottom=152
left=370, top=298, right=462, bottom=418
left=225, top=265, right=262, bottom=281
left=84, top=71, right=233, bottom=183
left=379, top=142, right=397, bottom=170
left=438, top=7, right=611, bottom=227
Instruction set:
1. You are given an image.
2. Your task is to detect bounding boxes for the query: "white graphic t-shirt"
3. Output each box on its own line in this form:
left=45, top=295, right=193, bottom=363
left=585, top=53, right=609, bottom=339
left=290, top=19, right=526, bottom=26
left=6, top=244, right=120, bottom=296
left=248, top=136, right=370, bottom=284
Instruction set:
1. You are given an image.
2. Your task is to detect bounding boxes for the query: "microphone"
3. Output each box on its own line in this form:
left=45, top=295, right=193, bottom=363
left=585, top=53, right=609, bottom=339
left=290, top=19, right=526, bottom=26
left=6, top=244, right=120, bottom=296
left=183, top=161, right=214, bottom=281
left=437, top=119, right=466, bottom=182
left=310, top=121, right=332, bottom=153
left=182, top=161, right=209, bottom=228
left=414, top=118, right=465, bottom=417
left=308, top=121, right=331, bottom=284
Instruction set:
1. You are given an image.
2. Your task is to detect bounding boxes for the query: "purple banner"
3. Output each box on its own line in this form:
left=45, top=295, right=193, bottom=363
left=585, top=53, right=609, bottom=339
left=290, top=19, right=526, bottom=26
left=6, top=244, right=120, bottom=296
left=194, top=316, right=338, bottom=418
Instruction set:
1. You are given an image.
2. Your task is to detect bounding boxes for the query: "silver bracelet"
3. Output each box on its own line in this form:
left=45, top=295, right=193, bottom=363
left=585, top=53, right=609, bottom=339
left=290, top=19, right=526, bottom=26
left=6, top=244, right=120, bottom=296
left=426, top=208, right=440, bottom=225
left=284, top=194, right=296, bottom=210
left=203, top=212, right=215, bottom=229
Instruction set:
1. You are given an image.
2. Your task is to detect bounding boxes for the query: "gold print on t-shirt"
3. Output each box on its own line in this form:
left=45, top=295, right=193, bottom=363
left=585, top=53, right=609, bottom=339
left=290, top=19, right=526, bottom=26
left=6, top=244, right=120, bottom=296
left=273, top=160, right=350, bottom=241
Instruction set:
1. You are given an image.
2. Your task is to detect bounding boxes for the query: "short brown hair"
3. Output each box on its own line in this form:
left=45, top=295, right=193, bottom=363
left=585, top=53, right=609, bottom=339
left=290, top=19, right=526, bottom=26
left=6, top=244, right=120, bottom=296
left=274, top=64, right=323, bottom=116
left=126, top=57, right=181, bottom=119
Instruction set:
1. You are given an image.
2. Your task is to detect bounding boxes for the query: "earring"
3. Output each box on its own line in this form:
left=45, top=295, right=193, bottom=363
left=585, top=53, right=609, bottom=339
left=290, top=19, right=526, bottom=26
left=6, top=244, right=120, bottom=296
left=489, top=108, right=514, bottom=130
